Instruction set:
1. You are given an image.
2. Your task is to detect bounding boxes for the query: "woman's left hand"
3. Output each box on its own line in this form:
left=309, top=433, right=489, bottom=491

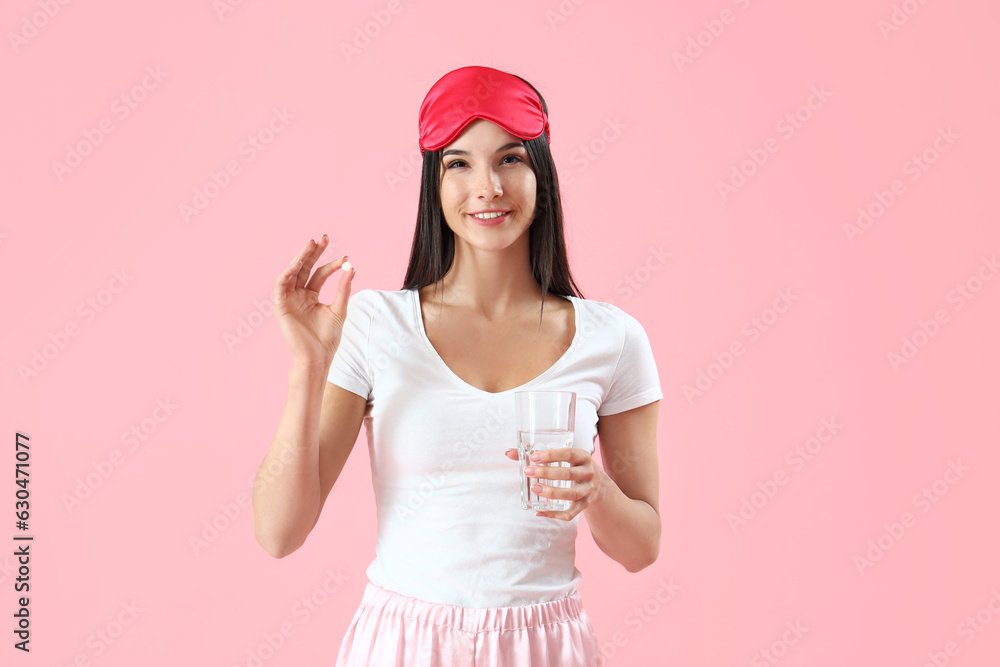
left=504, top=447, right=609, bottom=521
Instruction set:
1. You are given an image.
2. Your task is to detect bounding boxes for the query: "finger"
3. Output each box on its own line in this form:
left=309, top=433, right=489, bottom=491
left=535, top=506, right=577, bottom=521
left=279, top=240, right=314, bottom=292
left=305, top=252, right=351, bottom=295
left=529, top=447, right=575, bottom=464
left=326, top=257, right=355, bottom=319
left=274, top=256, right=305, bottom=303
left=294, top=236, right=328, bottom=288
left=530, top=479, right=576, bottom=500
left=524, top=463, right=574, bottom=481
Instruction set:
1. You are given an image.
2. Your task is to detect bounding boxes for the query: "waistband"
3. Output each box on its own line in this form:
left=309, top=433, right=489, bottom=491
left=359, top=581, right=586, bottom=634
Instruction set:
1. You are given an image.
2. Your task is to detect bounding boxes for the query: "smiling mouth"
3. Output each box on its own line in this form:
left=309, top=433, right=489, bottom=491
left=469, top=211, right=510, bottom=220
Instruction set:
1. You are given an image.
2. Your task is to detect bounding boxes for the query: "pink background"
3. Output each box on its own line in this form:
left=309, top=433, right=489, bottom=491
left=3, top=0, right=999, bottom=665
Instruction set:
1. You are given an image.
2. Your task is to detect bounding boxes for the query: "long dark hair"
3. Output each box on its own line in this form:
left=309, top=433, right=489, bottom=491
left=400, top=71, right=586, bottom=322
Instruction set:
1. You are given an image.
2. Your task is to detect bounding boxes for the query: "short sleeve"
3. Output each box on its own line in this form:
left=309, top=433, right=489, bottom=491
left=597, top=310, right=663, bottom=416
left=327, top=289, right=374, bottom=399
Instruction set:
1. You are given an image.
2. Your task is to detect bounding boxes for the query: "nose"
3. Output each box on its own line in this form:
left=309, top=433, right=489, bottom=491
left=477, top=165, right=503, bottom=199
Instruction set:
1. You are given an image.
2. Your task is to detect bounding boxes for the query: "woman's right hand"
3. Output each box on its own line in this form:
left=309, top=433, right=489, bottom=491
left=273, top=234, right=355, bottom=367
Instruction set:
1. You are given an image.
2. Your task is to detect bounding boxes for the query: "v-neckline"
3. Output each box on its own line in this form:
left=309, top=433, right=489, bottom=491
left=411, top=288, right=580, bottom=397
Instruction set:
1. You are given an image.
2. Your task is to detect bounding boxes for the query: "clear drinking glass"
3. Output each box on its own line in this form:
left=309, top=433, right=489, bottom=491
left=515, top=391, right=575, bottom=511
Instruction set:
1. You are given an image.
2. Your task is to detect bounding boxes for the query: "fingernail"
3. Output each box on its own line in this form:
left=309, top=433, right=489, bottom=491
left=523, top=466, right=536, bottom=475
left=531, top=452, right=541, bottom=461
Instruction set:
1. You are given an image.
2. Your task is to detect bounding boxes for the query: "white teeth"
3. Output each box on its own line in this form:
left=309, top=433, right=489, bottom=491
left=471, top=211, right=507, bottom=220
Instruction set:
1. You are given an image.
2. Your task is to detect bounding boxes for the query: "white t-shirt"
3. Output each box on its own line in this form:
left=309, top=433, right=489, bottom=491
left=327, top=288, right=662, bottom=608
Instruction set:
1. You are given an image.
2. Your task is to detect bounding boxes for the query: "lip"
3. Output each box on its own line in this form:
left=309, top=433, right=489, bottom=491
left=468, top=210, right=511, bottom=226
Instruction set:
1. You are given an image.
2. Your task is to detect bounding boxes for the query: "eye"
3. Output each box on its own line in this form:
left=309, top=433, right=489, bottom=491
left=445, top=154, right=524, bottom=170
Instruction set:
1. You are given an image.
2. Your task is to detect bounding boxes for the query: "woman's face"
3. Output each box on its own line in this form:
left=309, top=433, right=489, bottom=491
left=438, top=119, right=537, bottom=252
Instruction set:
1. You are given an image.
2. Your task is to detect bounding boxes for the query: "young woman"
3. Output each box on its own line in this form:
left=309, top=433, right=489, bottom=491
left=253, top=65, right=663, bottom=666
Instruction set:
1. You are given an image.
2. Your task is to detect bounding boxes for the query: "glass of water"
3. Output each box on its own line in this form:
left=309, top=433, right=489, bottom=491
left=515, top=391, right=575, bottom=511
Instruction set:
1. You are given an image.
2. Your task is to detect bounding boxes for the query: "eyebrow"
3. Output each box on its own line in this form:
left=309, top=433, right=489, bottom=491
left=441, top=142, right=525, bottom=157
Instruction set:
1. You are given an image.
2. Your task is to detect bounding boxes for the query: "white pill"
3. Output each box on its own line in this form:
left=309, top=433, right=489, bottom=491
left=342, top=261, right=353, bottom=272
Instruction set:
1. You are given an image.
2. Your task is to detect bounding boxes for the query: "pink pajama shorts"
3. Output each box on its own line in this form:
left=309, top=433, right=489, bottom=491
left=334, top=581, right=605, bottom=666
